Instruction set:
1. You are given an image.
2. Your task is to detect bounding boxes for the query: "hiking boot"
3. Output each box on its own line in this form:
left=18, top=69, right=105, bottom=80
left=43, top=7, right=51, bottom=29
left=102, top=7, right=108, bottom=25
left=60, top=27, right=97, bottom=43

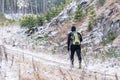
left=70, top=64, right=74, bottom=68
left=70, top=62, right=74, bottom=68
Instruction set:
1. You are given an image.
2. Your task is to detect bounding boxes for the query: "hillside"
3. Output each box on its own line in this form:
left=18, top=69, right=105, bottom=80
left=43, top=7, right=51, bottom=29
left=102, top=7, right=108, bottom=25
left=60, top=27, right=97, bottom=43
left=0, top=0, right=120, bottom=80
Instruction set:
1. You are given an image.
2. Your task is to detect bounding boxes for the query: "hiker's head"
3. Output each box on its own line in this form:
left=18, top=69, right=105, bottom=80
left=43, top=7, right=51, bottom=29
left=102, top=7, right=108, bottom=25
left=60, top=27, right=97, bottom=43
left=71, top=26, right=76, bottom=32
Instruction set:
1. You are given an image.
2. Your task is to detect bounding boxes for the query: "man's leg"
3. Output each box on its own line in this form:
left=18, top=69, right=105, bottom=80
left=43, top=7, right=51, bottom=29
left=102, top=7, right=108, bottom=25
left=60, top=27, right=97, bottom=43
left=70, top=46, right=75, bottom=68
left=76, top=48, right=82, bottom=68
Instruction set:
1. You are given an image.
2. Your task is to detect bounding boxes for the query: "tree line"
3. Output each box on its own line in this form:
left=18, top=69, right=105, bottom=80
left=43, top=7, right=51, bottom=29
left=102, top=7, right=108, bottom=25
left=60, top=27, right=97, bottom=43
left=0, top=0, right=66, bottom=14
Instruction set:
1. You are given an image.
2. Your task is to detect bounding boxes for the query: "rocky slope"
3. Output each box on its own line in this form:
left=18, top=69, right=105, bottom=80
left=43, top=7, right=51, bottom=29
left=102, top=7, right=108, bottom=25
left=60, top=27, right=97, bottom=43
left=49, top=0, right=120, bottom=54
left=82, top=0, right=120, bottom=54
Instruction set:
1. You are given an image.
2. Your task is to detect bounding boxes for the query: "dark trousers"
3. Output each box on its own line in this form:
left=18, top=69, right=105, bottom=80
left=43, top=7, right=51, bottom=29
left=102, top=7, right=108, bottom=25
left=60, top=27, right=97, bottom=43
left=70, top=45, right=82, bottom=65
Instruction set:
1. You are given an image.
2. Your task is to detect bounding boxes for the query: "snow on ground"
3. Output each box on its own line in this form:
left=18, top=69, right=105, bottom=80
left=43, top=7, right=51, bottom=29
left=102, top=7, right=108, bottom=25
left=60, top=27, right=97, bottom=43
left=4, top=14, right=23, bottom=20
left=0, top=26, right=120, bottom=80
left=1, top=43, right=120, bottom=80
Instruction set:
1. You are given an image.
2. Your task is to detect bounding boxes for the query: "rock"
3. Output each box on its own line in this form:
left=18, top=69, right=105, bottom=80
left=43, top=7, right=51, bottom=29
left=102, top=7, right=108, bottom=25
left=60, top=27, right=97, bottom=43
left=25, top=27, right=38, bottom=36
left=47, top=1, right=77, bottom=28
left=86, top=3, right=120, bottom=46
left=112, top=35, right=120, bottom=48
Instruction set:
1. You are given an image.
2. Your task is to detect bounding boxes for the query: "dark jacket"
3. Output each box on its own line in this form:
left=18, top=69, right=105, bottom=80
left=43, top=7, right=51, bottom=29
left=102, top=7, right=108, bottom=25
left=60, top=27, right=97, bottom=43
left=67, top=32, right=82, bottom=51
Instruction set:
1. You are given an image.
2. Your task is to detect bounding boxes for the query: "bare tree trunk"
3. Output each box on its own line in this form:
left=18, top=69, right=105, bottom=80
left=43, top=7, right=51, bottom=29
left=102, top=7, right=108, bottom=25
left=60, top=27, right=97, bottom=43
left=30, top=1, right=33, bottom=14
left=35, top=0, right=38, bottom=15
left=7, top=0, right=10, bottom=13
left=2, top=0, right=5, bottom=13
left=10, top=0, right=13, bottom=14
left=14, top=0, right=17, bottom=13
left=0, top=0, right=2, bottom=12
left=43, top=0, right=46, bottom=13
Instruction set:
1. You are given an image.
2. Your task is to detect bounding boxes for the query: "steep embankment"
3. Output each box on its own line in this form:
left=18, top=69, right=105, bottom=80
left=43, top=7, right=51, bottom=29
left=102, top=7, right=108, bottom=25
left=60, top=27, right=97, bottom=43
left=51, top=0, right=120, bottom=53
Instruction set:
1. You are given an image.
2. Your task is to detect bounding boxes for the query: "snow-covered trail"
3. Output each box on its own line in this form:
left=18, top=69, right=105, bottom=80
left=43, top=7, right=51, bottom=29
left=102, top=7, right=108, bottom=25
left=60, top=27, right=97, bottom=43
left=0, top=26, right=120, bottom=80
left=1, top=42, right=120, bottom=80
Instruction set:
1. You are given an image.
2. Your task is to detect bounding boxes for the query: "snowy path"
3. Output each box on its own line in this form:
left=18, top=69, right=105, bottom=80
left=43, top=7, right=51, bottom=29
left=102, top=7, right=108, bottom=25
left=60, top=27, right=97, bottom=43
left=1, top=44, right=120, bottom=80
left=0, top=26, right=120, bottom=80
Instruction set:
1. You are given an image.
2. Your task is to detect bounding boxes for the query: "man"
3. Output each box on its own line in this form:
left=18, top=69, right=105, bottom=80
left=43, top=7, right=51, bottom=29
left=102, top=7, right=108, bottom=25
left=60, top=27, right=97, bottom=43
left=67, top=26, right=82, bottom=69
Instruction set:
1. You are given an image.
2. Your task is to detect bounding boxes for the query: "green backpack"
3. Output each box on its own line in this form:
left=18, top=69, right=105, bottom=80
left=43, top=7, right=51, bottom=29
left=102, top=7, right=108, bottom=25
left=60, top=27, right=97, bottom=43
left=71, top=32, right=80, bottom=45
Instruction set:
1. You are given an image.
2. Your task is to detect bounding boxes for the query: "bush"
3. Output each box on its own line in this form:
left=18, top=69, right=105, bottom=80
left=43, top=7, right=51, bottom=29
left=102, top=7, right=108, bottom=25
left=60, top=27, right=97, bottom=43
left=45, top=8, right=58, bottom=21
left=107, top=31, right=116, bottom=42
left=44, top=34, right=49, bottom=38
left=92, top=48, right=120, bottom=59
left=4, top=20, right=9, bottom=26
left=0, top=12, right=6, bottom=22
left=20, top=15, right=36, bottom=29
left=20, top=0, right=68, bottom=28
left=45, top=1, right=67, bottom=21
left=102, top=31, right=116, bottom=45
left=88, top=21, right=92, bottom=31
left=99, top=0, right=106, bottom=6
left=45, top=11, right=52, bottom=21
left=45, top=5, right=63, bottom=21
left=0, top=12, right=5, bottom=18
left=88, top=6, right=96, bottom=22
left=37, top=14, right=46, bottom=26
left=101, top=39, right=107, bottom=46
left=74, top=5, right=85, bottom=21
left=105, top=48, right=120, bottom=58
left=66, top=0, right=72, bottom=4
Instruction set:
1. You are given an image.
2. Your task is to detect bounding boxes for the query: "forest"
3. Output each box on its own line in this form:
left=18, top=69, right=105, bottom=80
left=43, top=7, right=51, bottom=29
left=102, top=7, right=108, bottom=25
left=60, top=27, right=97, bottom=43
left=0, top=0, right=66, bottom=14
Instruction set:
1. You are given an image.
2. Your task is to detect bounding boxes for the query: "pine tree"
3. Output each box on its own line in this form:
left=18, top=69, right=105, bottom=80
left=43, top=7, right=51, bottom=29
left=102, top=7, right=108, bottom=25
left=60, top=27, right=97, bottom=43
left=74, top=5, right=84, bottom=21
left=88, top=6, right=96, bottom=23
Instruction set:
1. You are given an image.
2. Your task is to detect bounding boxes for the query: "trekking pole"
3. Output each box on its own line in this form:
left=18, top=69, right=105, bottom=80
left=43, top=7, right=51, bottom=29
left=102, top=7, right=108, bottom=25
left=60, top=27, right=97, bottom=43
left=67, top=50, right=71, bottom=60
left=81, top=52, right=87, bottom=68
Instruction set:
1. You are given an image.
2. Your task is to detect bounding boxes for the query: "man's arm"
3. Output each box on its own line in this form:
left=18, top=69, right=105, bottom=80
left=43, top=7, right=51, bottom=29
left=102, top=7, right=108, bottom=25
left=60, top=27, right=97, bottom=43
left=78, top=33, right=83, bottom=42
left=67, top=33, right=71, bottom=51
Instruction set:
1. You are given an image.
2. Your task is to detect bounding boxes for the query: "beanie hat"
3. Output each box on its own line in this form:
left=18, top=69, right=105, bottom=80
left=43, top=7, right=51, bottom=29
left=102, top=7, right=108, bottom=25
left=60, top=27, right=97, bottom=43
left=71, top=26, right=76, bottom=32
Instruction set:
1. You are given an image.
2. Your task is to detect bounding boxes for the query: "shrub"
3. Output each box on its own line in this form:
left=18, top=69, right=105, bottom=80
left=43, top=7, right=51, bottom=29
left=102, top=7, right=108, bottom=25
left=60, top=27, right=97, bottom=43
left=88, top=6, right=96, bottom=22
left=88, top=21, right=92, bottom=31
left=0, top=22, right=4, bottom=26
left=82, top=48, right=87, bottom=56
left=74, top=5, right=85, bottom=21
left=101, top=31, right=116, bottom=45
left=0, top=12, right=6, bottom=22
left=101, top=39, right=107, bottom=46
left=45, top=8, right=58, bottom=21
left=0, top=12, right=5, bottom=18
left=45, top=5, right=63, bottom=22
left=92, top=48, right=120, bottom=60
left=66, top=0, right=72, bottom=4
left=107, top=31, right=116, bottom=42
left=45, top=11, right=51, bottom=21
left=37, top=14, right=46, bottom=26
left=20, top=15, right=36, bottom=29
left=99, top=0, right=106, bottom=6
left=45, top=1, right=67, bottom=21
left=105, top=48, right=120, bottom=58
left=44, top=34, right=49, bottom=38
left=4, top=20, right=9, bottom=26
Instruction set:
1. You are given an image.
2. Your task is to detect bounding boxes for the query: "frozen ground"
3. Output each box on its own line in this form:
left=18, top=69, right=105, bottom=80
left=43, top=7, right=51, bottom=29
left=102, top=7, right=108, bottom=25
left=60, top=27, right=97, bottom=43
left=0, top=26, right=120, bottom=80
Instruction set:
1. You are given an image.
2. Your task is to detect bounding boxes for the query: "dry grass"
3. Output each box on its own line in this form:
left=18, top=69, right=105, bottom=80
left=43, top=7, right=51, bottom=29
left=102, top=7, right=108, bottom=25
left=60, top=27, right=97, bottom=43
left=1, top=45, right=120, bottom=80
left=54, top=18, right=86, bottom=44
left=97, top=0, right=118, bottom=18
